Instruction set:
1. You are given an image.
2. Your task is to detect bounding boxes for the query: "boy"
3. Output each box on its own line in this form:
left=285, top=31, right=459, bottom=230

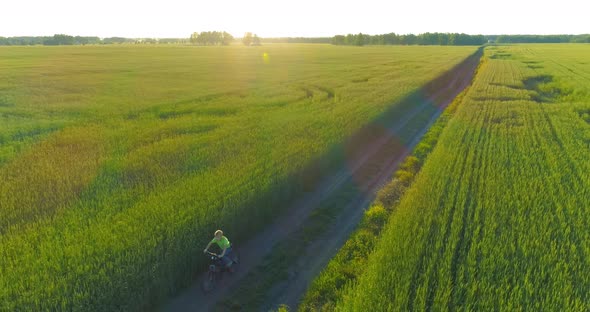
left=204, top=230, right=235, bottom=271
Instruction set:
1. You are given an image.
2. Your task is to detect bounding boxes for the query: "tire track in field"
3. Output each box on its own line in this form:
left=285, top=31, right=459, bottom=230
left=446, top=94, right=494, bottom=310
left=512, top=44, right=590, bottom=299
left=415, top=54, right=490, bottom=309
left=536, top=104, right=589, bottom=298
left=405, top=120, right=473, bottom=311
left=424, top=105, right=487, bottom=310
left=523, top=98, right=589, bottom=302
left=546, top=57, right=590, bottom=84
left=424, top=102, right=486, bottom=309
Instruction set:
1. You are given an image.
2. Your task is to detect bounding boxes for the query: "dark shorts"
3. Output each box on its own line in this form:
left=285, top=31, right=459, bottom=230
left=220, top=247, right=233, bottom=267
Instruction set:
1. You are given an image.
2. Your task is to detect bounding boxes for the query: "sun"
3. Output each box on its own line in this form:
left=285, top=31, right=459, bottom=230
left=263, top=52, right=269, bottom=64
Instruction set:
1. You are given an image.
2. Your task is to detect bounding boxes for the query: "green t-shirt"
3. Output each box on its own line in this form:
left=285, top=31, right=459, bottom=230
left=210, top=236, right=231, bottom=250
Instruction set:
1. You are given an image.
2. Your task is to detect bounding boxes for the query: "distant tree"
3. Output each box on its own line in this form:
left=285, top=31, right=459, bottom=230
left=189, top=31, right=234, bottom=45
left=262, top=37, right=331, bottom=44
left=437, top=33, right=449, bottom=45
left=137, top=38, right=157, bottom=44
left=190, top=32, right=198, bottom=44
left=344, top=34, right=353, bottom=45
left=43, top=34, right=75, bottom=45
left=74, top=36, right=100, bottom=45
left=332, top=35, right=345, bottom=45
left=243, top=32, right=253, bottom=46
left=103, top=37, right=133, bottom=44
left=251, top=34, right=261, bottom=46
left=382, top=32, right=398, bottom=44
left=196, top=31, right=209, bottom=45
left=222, top=32, right=234, bottom=45
left=210, top=31, right=222, bottom=45
left=159, top=38, right=187, bottom=44
left=354, top=33, right=366, bottom=46
left=371, top=34, right=385, bottom=45
left=403, top=34, right=417, bottom=45
left=75, top=36, right=89, bottom=45
left=448, top=33, right=456, bottom=45
left=419, top=32, right=435, bottom=45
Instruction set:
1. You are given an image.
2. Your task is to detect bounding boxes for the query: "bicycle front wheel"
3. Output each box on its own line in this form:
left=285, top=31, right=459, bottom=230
left=201, top=271, right=216, bottom=293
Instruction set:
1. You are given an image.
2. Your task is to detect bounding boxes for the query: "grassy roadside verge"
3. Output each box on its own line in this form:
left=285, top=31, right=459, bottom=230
left=298, top=55, right=485, bottom=311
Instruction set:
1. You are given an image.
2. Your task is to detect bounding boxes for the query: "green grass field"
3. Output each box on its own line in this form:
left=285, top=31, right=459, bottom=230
left=329, top=44, right=590, bottom=311
left=0, top=44, right=477, bottom=310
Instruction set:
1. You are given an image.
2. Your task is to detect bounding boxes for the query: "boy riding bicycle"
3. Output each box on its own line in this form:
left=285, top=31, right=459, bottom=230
left=204, top=230, right=235, bottom=271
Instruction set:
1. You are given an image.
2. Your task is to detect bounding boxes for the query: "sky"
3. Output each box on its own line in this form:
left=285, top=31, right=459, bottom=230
left=1, top=0, right=588, bottom=38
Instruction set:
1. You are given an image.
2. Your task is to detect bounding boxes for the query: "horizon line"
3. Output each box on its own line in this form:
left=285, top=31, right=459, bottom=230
left=2, top=32, right=590, bottom=40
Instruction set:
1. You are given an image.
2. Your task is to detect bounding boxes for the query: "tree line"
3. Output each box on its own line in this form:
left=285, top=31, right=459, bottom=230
left=0, top=35, right=102, bottom=46
left=188, top=31, right=264, bottom=46
left=331, top=32, right=487, bottom=46
left=331, top=33, right=590, bottom=46
left=261, top=37, right=331, bottom=44
left=493, top=34, right=590, bottom=43
left=0, top=34, right=183, bottom=46
left=2, top=33, right=589, bottom=46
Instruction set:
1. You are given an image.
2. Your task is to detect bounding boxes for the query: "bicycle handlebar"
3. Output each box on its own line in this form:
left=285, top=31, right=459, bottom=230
left=204, top=251, right=219, bottom=257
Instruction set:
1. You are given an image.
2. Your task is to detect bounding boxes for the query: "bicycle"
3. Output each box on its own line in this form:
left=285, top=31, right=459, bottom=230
left=201, top=248, right=239, bottom=293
